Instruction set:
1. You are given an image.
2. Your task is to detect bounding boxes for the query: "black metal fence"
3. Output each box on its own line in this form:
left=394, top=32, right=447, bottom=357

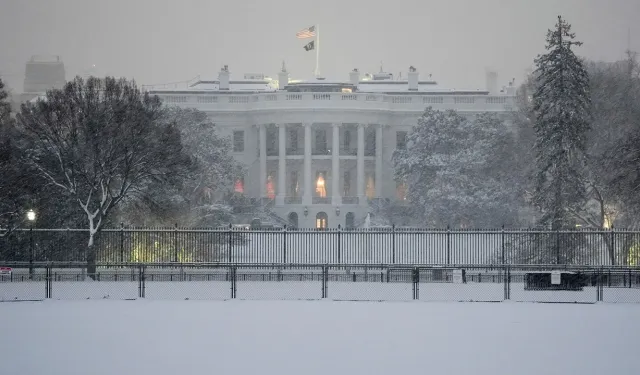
left=1, top=262, right=639, bottom=303
left=1, top=227, right=640, bottom=266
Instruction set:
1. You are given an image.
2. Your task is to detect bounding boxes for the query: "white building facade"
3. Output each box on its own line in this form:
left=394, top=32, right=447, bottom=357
left=149, top=66, right=517, bottom=229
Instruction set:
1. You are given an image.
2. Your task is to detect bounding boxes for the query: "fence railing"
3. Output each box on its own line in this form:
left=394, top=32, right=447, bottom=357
left=1, top=227, right=639, bottom=266
left=1, top=262, right=639, bottom=303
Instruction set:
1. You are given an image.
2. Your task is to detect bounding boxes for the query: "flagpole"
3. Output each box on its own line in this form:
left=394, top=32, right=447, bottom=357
left=315, top=24, right=320, bottom=77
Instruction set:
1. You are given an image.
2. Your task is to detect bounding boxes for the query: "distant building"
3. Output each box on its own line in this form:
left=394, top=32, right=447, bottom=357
left=147, top=65, right=517, bottom=229
left=20, top=55, right=66, bottom=103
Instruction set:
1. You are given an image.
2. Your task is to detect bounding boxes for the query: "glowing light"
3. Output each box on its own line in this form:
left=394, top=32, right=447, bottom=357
left=316, top=174, right=326, bottom=197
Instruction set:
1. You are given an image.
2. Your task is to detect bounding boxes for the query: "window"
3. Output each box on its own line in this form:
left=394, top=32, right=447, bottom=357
left=266, top=128, right=277, bottom=155
left=290, top=171, right=299, bottom=197
left=343, top=171, right=351, bottom=196
left=266, top=171, right=276, bottom=199
left=366, top=173, right=375, bottom=199
left=234, top=177, right=245, bottom=194
left=315, top=129, right=327, bottom=152
left=316, top=171, right=327, bottom=197
left=396, top=181, right=407, bottom=200
left=343, top=129, right=351, bottom=150
left=365, top=129, right=376, bottom=156
left=288, top=128, right=298, bottom=152
left=233, top=131, right=245, bottom=152
left=396, top=131, right=407, bottom=150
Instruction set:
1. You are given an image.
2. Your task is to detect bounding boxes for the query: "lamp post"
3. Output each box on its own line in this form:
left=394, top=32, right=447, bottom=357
left=27, top=209, right=36, bottom=280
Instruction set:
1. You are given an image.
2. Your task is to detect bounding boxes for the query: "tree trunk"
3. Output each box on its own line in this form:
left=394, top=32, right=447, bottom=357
left=87, top=232, right=97, bottom=280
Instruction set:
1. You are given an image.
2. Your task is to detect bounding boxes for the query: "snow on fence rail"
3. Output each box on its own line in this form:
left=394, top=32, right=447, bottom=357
left=1, top=227, right=638, bottom=266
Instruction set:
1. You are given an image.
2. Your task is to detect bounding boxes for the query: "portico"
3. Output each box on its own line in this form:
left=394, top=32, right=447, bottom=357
left=257, top=122, right=383, bottom=228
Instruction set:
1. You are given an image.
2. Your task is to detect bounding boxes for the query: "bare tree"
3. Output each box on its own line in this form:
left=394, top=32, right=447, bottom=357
left=17, top=76, right=191, bottom=276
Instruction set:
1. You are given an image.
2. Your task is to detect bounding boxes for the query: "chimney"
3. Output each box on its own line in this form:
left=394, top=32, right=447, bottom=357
left=218, top=65, right=230, bottom=90
left=485, top=70, right=498, bottom=94
left=505, top=78, right=516, bottom=95
left=349, top=68, right=360, bottom=86
left=278, top=61, right=289, bottom=90
left=408, top=66, right=419, bottom=91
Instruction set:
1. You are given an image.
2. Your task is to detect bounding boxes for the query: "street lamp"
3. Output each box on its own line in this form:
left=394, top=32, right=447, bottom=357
left=335, top=206, right=341, bottom=216
left=27, top=209, right=36, bottom=280
left=303, top=206, right=309, bottom=217
left=27, top=209, right=36, bottom=222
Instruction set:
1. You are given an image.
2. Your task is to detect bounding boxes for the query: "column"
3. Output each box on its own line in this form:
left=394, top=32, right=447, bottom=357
left=375, top=124, right=383, bottom=198
left=259, top=124, right=267, bottom=198
left=276, top=124, right=286, bottom=205
left=331, top=123, right=341, bottom=205
left=303, top=123, right=312, bottom=205
left=356, top=123, right=365, bottom=204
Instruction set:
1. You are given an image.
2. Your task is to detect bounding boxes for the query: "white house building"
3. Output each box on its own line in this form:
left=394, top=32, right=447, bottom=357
left=147, top=65, right=517, bottom=229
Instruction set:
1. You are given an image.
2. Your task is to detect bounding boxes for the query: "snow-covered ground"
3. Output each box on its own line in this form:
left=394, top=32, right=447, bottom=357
left=2, top=280, right=640, bottom=303
left=0, top=299, right=637, bottom=375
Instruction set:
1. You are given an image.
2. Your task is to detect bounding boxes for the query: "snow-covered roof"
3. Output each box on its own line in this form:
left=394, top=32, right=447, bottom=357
left=188, top=80, right=276, bottom=92
left=145, top=69, right=496, bottom=95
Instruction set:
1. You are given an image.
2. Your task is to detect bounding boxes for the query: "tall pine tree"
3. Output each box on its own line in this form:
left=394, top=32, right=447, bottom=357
left=532, top=16, right=591, bottom=230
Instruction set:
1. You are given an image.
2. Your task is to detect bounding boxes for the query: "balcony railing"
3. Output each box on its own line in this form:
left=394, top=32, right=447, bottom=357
left=312, top=148, right=330, bottom=156
left=152, top=92, right=516, bottom=113
left=312, top=197, right=330, bottom=204
left=284, top=196, right=302, bottom=204
left=286, top=148, right=303, bottom=156
left=340, top=148, right=357, bottom=156
left=341, top=196, right=359, bottom=205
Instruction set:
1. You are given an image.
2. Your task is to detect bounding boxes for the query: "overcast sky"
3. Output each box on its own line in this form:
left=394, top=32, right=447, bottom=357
left=1, top=0, right=639, bottom=93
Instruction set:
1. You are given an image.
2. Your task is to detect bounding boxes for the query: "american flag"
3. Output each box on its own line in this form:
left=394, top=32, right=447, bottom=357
left=296, top=25, right=316, bottom=39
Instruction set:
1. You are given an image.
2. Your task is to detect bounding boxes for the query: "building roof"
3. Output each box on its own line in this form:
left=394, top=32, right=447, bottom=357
left=187, top=80, right=277, bottom=92
left=145, top=69, right=503, bottom=95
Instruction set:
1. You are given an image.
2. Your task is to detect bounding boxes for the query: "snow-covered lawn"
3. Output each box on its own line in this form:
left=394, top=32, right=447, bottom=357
left=0, top=299, right=637, bottom=375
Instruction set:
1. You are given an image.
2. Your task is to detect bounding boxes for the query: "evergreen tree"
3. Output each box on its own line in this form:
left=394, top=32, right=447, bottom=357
left=531, top=16, right=591, bottom=230
left=393, top=107, right=523, bottom=228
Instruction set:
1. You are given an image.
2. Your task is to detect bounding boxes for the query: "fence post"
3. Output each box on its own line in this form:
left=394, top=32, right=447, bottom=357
left=501, top=225, right=505, bottom=265
left=45, top=264, right=52, bottom=299
left=230, top=266, right=237, bottom=299
left=446, top=225, right=451, bottom=265
left=392, top=225, right=396, bottom=264
left=337, top=225, right=342, bottom=264
left=556, top=228, right=561, bottom=265
left=173, top=223, right=179, bottom=263
left=120, top=223, right=125, bottom=264
left=412, top=267, right=419, bottom=300
left=227, top=224, right=233, bottom=263
left=283, top=225, right=287, bottom=264
left=29, top=225, right=34, bottom=280
left=322, top=265, right=328, bottom=298
left=610, top=226, right=615, bottom=266
left=138, top=265, right=146, bottom=299
left=503, top=265, right=510, bottom=301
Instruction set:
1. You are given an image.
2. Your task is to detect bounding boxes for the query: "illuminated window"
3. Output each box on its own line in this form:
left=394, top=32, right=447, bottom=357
left=316, top=171, right=327, bottom=197
left=366, top=173, right=375, bottom=199
left=234, top=177, right=245, bottom=193
left=266, top=171, right=276, bottom=199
